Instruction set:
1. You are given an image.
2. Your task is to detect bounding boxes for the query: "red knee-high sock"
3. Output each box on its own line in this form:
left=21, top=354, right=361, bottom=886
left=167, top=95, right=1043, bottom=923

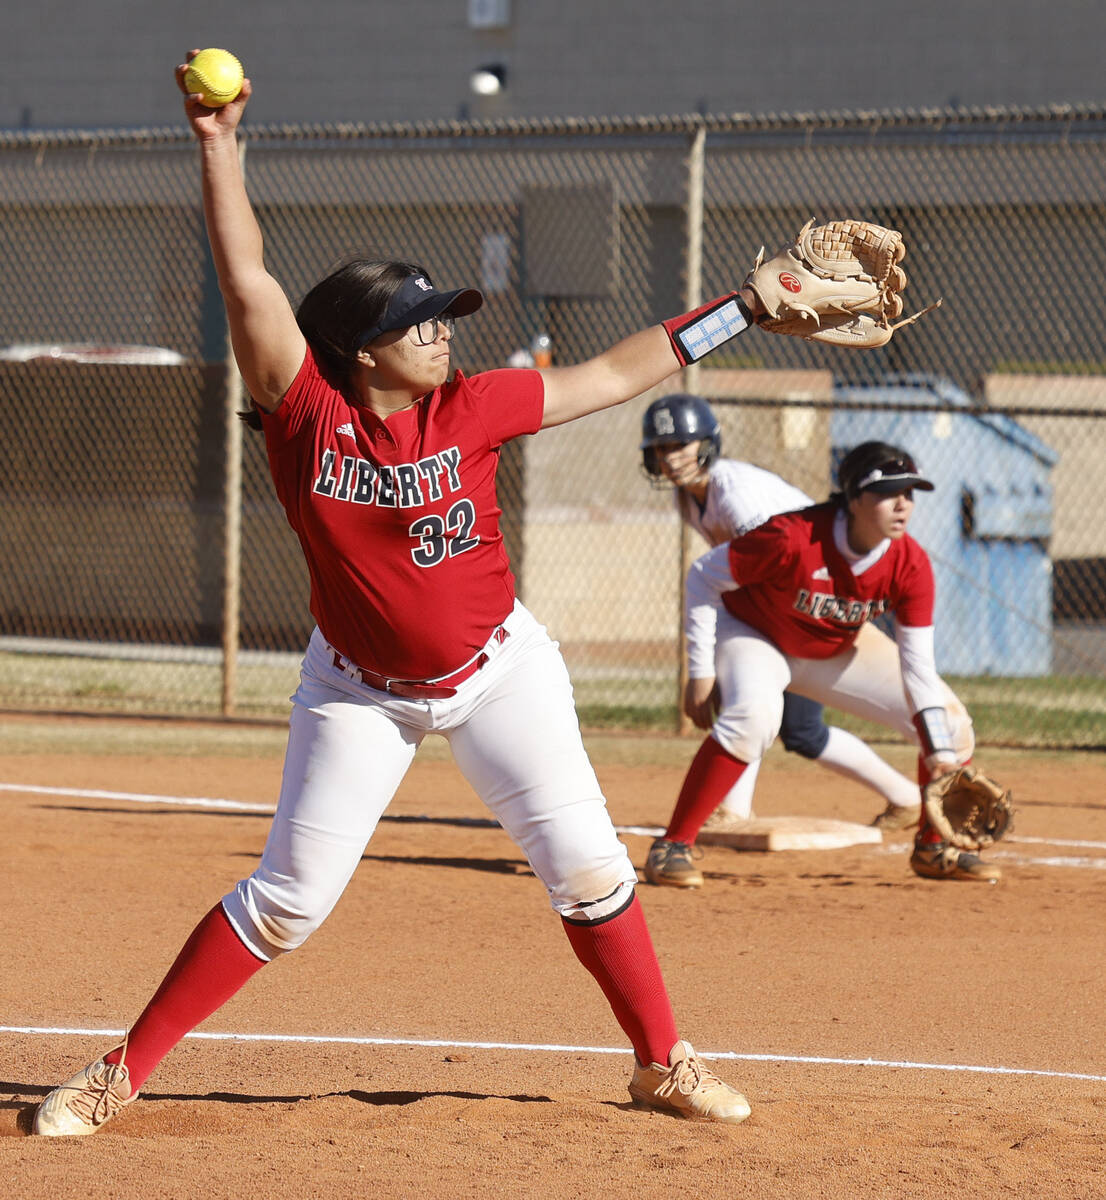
left=666, top=735, right=748, bottom=844
left=105, top=904, right=267, bottom=1091
left=561, top=895, right=679, bottom=1067
left=915, top=754, right=941, bottom=843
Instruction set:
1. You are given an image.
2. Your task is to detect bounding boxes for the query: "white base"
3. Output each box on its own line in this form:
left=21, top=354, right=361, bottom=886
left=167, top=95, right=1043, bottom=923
left=697, top=816, right=883, bottom=851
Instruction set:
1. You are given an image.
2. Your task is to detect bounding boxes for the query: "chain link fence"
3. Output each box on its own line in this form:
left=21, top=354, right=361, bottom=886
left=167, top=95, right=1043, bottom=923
left=0, top=107, right=1104, bottom=747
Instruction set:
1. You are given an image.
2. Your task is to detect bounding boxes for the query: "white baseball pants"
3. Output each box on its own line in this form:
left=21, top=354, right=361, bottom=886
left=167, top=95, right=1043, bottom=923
left=223, top=602, right=637, bottom=960
left=709, top=612, right=974, bottom=766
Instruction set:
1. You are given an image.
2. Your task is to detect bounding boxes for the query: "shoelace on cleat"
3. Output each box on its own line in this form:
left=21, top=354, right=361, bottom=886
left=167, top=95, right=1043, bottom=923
left=654, top=1054, right=725, bottom=1102
left=661, top=842, right=702, bottom=866
left=64, top=1062, right=130, bottom=1126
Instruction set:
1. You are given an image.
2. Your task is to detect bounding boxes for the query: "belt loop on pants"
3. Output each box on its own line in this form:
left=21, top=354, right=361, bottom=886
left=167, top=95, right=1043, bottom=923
left=330, top=623, right=510, bottom=699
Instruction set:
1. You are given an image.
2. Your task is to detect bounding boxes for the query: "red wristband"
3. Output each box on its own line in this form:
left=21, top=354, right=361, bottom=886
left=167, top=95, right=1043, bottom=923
left=662, top=292, right=754, bottom=367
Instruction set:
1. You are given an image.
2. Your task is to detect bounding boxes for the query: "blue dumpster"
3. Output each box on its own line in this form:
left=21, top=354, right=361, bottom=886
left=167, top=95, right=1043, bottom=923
left=832, top=374, right=1058, bottom=676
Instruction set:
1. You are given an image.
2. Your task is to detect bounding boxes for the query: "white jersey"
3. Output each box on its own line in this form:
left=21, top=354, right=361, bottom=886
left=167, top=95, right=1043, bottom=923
left=676, top=458, right=813, bottom=547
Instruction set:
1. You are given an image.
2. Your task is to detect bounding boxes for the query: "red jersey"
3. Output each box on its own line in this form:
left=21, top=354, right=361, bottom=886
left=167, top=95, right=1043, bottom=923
left=260, top=348, right=544, bottom=678
left=724, top=502, right=935, bottom=659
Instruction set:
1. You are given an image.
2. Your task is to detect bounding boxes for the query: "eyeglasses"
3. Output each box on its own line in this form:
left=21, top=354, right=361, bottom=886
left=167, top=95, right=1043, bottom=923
left=412, top=314, right=456, bottom=345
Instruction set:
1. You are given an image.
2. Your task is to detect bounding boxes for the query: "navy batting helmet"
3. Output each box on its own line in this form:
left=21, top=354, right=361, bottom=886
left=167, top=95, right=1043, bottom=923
left=640, top=394, right=722, bottom=482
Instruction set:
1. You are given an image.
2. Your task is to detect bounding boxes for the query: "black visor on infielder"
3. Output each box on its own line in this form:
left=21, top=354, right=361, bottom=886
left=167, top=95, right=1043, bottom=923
left=356, top=274, right=483, bottom=349
left=838, top=441, right=934, bottom=498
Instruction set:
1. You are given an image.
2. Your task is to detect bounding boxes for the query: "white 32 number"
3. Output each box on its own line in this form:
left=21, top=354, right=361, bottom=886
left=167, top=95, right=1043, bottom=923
left=409, top=499, right=480, bottom=567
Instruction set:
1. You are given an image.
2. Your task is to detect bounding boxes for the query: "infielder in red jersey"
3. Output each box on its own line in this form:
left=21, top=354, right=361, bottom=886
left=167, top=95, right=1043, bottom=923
left=645, top=440, right=999, bottom=889
left=34, top=54, right=777, bottom=1135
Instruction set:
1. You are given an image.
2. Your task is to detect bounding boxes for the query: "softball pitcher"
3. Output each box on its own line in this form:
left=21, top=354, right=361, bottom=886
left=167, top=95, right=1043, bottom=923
left=644, top=440, right=997, bottom=889
left=640, top=393, right=921, bottom=841
left=34, top=52, right=784, bottom=1135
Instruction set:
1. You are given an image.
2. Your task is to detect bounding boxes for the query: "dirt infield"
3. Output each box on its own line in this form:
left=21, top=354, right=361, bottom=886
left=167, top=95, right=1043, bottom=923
left=2, top=717, right=1105, bottom=1199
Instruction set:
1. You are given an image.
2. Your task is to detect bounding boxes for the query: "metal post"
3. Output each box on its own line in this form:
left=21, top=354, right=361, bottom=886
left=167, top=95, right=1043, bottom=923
left=220, top=138, right=246, bottom=717
left=676, top=123, right=707, bottom=734
left=683, top=123, right=706, bottom=391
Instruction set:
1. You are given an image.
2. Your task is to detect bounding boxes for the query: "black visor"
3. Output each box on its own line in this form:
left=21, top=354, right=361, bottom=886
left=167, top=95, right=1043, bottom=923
left=852, top=456, right=934, bottom=496
left=355, top=273, right=483, bottom=349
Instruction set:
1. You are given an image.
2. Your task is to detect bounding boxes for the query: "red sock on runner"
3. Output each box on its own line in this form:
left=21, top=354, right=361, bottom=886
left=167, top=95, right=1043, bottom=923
left=105, top=904, right=267, bottom=1091
left=561, top=895, right=679, bottom=1067
left=666, top=735, right=747, bottom=844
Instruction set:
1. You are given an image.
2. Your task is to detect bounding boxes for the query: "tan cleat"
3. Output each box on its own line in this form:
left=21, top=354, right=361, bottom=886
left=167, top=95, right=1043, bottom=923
left=629, top=1040, right=751, bottom=1124
left=34, top=1054, right=135, bottom=1136
left=871, top=801, right=922, bottom=832
left=644, top=838, right=703, bottom=888
left=910, top=840, right=1002, bottom=883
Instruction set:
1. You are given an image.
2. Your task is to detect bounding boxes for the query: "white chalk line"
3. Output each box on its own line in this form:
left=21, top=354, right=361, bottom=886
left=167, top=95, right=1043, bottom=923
left=872, top=843, right=1106, bottom=870
left=6, top=780, right=1106, bottom=867
left=3, top=1024, right=1104, bottom=1084
left=0, top=780, right=275, bottom=812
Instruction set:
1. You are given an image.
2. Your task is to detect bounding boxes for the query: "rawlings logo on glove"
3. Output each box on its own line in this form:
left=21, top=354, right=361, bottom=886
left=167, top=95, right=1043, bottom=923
left=921, top=765, right=1014, bottom=851
left=745, top=218, right=941, bottom=348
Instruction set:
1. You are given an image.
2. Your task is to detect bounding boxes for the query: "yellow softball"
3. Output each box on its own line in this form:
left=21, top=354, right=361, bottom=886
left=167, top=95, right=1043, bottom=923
left=184, top=48, right=244, bottom=108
